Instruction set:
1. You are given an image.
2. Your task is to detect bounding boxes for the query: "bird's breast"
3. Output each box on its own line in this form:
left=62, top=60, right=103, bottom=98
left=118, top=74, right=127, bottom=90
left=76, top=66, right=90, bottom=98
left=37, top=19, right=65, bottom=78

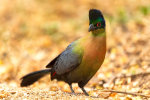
left=77, top=36, right=106, bottom=78
left=82, top=36, right=106, bottom=68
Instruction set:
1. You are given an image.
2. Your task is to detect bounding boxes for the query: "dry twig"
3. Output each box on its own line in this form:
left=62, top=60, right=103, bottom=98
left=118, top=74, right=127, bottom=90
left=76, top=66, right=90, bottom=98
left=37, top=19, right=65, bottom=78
left=117, top=72, right=150, bottom=78
left=99, top=89, right=150, bottom=98
left=105, top=72, right=150, bottom=86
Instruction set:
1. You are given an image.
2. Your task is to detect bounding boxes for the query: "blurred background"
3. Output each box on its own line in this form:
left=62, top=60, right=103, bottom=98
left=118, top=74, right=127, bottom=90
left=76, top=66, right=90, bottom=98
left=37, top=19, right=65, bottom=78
left=0, top=0, right=150, bottom=97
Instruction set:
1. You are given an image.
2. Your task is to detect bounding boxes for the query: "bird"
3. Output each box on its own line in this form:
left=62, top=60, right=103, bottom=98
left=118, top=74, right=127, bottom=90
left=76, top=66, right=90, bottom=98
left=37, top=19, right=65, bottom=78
left=20, top=9, right=106, bottom=96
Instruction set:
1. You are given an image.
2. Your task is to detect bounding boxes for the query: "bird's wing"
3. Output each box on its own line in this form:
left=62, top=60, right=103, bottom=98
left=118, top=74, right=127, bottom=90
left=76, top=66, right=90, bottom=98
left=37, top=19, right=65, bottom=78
left=46, top=55, right=60, bottom=68
left=54, top=43, right=83, bottom=75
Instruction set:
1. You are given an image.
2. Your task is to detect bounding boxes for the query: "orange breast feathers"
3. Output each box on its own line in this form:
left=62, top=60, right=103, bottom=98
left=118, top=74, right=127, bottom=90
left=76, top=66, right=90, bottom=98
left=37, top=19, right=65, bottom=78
left=82, top=35, right=106, bottom=68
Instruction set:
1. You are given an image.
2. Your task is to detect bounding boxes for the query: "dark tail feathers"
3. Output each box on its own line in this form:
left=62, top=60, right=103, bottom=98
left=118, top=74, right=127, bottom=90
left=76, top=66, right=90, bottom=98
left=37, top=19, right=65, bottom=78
left=21, top=69, right=51, bottom=87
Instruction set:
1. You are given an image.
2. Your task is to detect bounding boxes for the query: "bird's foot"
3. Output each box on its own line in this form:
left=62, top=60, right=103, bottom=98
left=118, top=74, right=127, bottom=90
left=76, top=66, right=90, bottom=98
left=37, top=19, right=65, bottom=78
left=71, top=92, right=76, bottom=95
left=63, top=90, right=76, bottom=96
left=90, top=96, right=98, bottom=98
left=65, top=92, right=76, bottom=96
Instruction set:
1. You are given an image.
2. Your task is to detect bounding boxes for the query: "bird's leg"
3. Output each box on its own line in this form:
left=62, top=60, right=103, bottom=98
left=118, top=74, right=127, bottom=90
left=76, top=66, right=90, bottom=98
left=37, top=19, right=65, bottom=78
left=69, top=84, right=76, bottom=95
left=81, top=87, right=89, bottom=96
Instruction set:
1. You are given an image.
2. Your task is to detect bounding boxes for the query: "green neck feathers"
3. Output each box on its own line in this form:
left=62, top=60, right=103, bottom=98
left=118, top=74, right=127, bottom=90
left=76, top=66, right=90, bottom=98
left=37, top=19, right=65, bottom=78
left=91, top=28, right=106, bottom=37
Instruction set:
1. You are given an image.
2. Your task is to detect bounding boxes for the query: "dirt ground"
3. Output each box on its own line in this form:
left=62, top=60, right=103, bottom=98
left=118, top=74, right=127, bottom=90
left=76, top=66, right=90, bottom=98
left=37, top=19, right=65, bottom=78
left=0, top=84, right=108, bottom=100
left=0, top=0, right=150, bottom=99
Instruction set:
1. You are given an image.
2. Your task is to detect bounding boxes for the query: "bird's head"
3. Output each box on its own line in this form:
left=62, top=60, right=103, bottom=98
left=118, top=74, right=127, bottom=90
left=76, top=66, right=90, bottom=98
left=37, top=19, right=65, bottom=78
left=88, top=9, right=105, bottom=32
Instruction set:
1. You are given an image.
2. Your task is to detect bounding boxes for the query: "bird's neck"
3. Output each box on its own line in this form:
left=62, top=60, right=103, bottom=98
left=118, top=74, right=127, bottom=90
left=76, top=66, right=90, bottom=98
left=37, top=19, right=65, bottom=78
left=91, top=28, right=106, bottom=37
left=88, top=28, right=106, bottom=49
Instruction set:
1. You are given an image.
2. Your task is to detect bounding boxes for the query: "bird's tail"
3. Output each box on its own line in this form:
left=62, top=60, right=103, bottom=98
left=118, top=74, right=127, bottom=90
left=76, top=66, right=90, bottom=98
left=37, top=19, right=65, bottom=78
left=20, top=69, right=51, bottom=87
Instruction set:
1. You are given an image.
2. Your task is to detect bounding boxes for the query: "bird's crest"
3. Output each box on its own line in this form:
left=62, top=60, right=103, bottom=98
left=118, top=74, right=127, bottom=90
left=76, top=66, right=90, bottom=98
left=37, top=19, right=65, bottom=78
left=89, top=9, right=104, bottom=20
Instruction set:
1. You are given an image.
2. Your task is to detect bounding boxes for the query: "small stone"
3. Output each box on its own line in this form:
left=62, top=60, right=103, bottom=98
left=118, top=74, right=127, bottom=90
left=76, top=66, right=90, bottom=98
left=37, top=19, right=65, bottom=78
left=10, top=91, right=16, bottom=94
left=50, top=86, right=58, bottom=92
left=50, top=92, right=56, bottom=96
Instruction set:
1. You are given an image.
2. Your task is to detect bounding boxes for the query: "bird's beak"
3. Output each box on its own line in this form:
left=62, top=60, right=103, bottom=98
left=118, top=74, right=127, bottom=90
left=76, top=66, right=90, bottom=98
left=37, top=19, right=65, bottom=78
left=88, top=24, right=95, bottom=32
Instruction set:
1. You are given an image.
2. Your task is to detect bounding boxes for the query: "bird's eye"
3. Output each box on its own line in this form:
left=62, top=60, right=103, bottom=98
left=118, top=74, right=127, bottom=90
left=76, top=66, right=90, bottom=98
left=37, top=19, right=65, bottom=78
left=97, top=22, right=101, bottom=27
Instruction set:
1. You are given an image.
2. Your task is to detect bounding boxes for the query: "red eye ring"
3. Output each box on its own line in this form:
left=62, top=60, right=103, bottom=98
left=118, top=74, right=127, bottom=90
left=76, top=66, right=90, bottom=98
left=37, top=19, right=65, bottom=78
left=97, top=22, right=101, bottom=27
